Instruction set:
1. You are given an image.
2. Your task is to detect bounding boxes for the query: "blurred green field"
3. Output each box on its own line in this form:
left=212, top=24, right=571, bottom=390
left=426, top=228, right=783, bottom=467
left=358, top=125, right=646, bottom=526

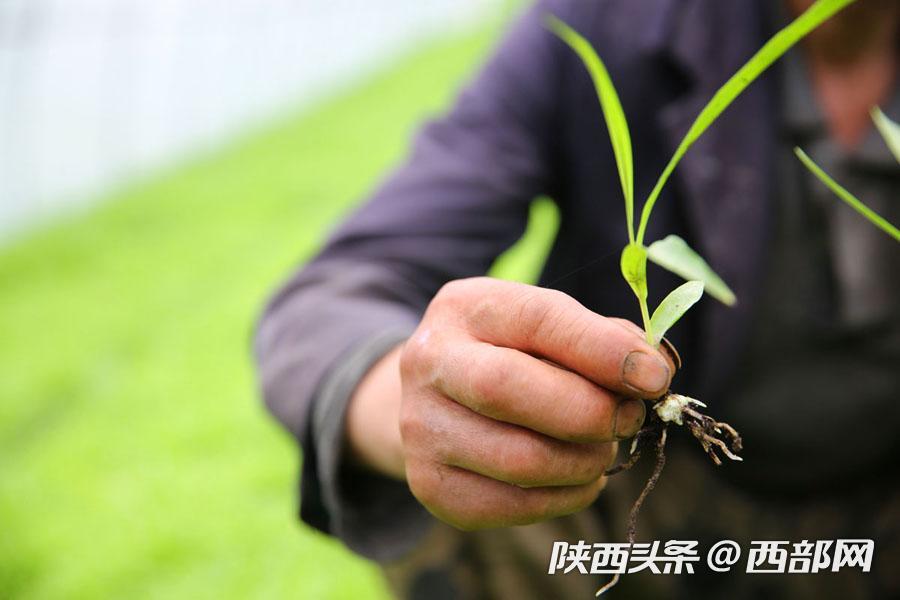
left=0, top=16, right=556, bottom=600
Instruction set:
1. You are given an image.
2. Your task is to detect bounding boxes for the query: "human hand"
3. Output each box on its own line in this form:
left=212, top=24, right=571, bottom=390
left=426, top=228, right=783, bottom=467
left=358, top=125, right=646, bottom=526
left=392, top=277, right=675, bottom=529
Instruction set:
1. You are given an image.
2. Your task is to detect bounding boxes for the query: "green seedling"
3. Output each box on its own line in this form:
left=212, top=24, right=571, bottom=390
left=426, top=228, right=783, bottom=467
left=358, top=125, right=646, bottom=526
left=545, top=0, right=898, bottom=594
left=794, top=109, right=900, bottom=242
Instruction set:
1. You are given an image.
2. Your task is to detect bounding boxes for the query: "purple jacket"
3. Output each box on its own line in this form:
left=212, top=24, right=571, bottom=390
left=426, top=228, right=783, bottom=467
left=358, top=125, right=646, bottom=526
left=254, top=0, right=779, bottom=546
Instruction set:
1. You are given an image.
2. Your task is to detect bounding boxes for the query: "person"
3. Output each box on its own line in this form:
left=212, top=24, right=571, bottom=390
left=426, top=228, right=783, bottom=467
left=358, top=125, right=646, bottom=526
left=254, top=0, right=900, bottom=597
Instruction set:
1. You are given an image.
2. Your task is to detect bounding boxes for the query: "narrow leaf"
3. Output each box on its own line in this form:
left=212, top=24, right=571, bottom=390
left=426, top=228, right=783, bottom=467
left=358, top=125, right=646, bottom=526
left=647, top=235, right=736, bottom=306
left=620, top=243, right=648, bottom=301
left=546, top=15, right=635, bottom=243
left=794, top=147, right=900, bottom=242
left=872, top=107, right=900, bottom=164
left=635, top=0, right=856, bottom=244
left=650, top=281, right=705, bottom=346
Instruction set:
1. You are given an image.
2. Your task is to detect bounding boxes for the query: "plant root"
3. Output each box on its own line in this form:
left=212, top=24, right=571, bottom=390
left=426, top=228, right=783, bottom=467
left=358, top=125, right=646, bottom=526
left=595, top=391, right=741, bottom=596
left=682, top=405, right=742, bottom=465
left=604, top=423, right=655, bottom=476
left=596, top=419, right=669, bottom=596
left=626, top=427, right=667, bottom=546
left=594, top=570, right=620, bottom=596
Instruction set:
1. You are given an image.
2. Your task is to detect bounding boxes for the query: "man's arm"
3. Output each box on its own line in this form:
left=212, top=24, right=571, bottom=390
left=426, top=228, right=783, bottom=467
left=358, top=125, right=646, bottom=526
left=254, top=0, right=572, bottom=559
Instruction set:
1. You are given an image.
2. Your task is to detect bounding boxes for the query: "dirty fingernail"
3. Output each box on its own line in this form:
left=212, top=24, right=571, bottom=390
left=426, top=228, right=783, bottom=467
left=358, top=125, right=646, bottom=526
left=614, top=399, right=646, bottom=439
left=622, top=351, right=670, bottom=396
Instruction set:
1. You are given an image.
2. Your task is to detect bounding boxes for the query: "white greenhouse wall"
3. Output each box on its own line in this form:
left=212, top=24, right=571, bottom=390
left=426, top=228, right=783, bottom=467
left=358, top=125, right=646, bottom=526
left=0, top=0, right=501, bottom=239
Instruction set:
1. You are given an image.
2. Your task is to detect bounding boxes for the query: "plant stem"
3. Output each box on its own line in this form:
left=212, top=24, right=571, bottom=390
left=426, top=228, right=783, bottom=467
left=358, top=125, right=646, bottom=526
left=638, top=295, right=653, bottom=345
left=636, top=157, right=676, bottom=246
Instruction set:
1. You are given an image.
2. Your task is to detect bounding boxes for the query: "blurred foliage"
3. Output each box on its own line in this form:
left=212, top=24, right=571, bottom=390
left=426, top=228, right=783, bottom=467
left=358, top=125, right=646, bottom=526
left=0, top=13, right=556, bottom=598
left=491, top=197, right=559, bottom=282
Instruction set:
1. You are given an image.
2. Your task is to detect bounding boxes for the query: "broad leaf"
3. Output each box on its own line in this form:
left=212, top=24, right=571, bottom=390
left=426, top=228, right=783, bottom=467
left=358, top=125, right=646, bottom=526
left=647, top=235, right=736, bottom=306
left=650, top=281, right=705, bottom=346
left=620, top=243, right=647, bottom=300
left=635, top=0, right=856, bottom=244
left=794, top=148, right=900, bottom=242
left=547, top=16, right=635, bottom=243
left=872, top=107, right=900, bottom=164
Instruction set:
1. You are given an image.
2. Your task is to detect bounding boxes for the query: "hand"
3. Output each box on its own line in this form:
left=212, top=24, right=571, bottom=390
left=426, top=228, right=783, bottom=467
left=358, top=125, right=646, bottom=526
left=346, top=277, right=675, bottom=530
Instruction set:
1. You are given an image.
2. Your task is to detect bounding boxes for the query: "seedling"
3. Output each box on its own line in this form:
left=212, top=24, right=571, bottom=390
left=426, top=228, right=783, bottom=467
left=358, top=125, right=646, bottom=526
left=548, top=0, right=898, bottom=594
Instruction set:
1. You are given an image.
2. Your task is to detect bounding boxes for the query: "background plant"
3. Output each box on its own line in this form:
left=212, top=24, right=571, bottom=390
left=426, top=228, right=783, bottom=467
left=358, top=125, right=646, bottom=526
left=795, top=108, right=900, bottom=241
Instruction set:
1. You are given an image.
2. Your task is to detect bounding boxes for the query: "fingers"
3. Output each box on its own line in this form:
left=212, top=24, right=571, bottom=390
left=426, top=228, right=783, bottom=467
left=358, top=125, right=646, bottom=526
left=406, top=459, right=607, bottom=531
left=435, top=278, right=673, bottom=398
left=408, top=391, right=617, bottom=487
left=397, top=277, right=678, bottom=532
left=399, top=370, right=616, bottom=530
left=434, top=340, right=645, bottom=443
left=607, top=317, right=680, bottom=374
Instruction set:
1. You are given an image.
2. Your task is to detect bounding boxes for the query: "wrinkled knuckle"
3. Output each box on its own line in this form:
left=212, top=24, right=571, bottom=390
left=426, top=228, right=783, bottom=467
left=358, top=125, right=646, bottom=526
left=466, top=292, right=505, bottom=333
left=553, top=381, right=612, bottom=443
left=398, top=340, right=421, bottom=381
left=466, top=356, right=510, bottom=415
left=401, top=327, right=448, bottom=384
left=541, top=291, right=582, bottom=337
left=554, top=394, right=594, bottom=442
left=511, top=289, right=557, bottom=341
left=466, top=377, right=494, bottom=415
left=400, top=328, right=429, bottom=366
left=433, top=279, right=466, bottom=308
left=576, top=392, right=616, bottom=442
left=397, top=401, right=424, bottom=445
left=501, top=438, right=552, bottom=487
left=569, top=317, right=606, bottom=358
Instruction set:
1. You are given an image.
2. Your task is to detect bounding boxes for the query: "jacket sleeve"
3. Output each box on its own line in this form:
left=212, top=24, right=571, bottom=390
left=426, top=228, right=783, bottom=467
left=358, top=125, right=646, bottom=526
left=253, top=0, right=572, bottom=561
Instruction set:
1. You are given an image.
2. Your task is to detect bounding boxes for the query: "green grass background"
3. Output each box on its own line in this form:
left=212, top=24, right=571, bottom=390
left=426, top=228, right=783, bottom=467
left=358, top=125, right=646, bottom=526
left=0, top=17, right=557, bottom=600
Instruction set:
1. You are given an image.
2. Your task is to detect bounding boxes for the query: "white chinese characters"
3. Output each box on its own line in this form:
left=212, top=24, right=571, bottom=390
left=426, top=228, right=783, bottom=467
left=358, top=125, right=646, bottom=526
left=548, top=539, right=874, bottom=575
left=747, top=539, right=874, bottom=574
left=549, top=540, right=699, bottom=575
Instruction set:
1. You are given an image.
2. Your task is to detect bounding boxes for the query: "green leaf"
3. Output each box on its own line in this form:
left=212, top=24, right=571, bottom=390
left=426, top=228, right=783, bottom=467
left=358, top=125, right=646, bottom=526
left=635, top=0, right=856, bottom=244
left=546, top=15, right=635, bottom=243
left=872, top=107, right=900, bottom=164
left=620, top=243, right=648, bottom=301
left=647, top=235, right=737, bottom=306
left=650, top=281, right=705, bottom=346
left=794, top=147, right=900, bottom=242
